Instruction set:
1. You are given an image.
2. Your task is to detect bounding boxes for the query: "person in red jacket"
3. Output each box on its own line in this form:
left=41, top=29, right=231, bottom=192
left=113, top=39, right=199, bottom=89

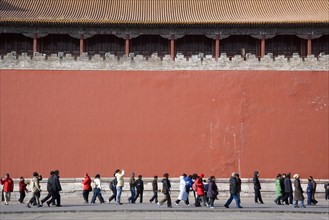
left=18, top=177, right=28, bottom=203
left=194, top=173, right=206, bottom=207
left=1, top=173, right=14, bottom=205
left=82, top=173, right=92, bottom=203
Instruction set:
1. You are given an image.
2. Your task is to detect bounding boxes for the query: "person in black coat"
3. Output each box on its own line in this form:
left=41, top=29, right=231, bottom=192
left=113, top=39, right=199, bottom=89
left=133, top=175, right=144, bottom=203
left=158, top=173, right=172, bottom=208
left=41, top=171, right=55, bottom=206
left=46, top=170, right=62, bottom=207
left=224, top=172, right=242, bottom=208
left=149, top=176, right=158, bottom=203
left=253, top=171, right=264, bottom=204
left=281, top=172, right=293, bottom=205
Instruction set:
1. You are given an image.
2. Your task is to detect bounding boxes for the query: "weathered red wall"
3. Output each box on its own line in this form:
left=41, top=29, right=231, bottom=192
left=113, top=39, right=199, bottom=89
left=1, top=70, right=328, bottom=179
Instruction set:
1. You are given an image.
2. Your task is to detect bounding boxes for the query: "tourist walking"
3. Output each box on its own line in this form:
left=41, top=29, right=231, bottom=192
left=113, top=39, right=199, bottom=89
left=157, top=173, right=172, bottom=208
left=82, top=173, right=92, bottom=203
left=149, top=176, right=158, bottom=203
left=47, top=170, right=62, bottom=207
left=128, top=172, right=136, bottom=203
left=293, top=174, right=305, bottom=208
left=108, top=171, right=118, bottom=203
left=224, top=172, right=242, bottom=208
left=18, top=177, right=28, bottom=203
left=236, top=173, right=242, bottom=204
left=309, top=176, right=318, bottom=205
left=194, top=173, right=206, bottom=207
left=115, top=169, right=125, bottom=205
left=1, top=173, right=14, bottom=205
left=282, top=172, right=293, bottom=205
left=175, top=174, right=189, bottom=206
left=253, top=171, right=264, bottom=204
left=91, top=174, right=105, bottom=204
left=41, top=171, right=54, bottom=206
left=134, top=175, right=144, bottom=203
left=325, top=182, right=329, bottom=200
left=206, top=176, right=218, bottom=208
left=27, top=172, right=42, bottom=208
left=306, top=177, right=313, bottom=205
left=274, top=174, right=282, bottom=205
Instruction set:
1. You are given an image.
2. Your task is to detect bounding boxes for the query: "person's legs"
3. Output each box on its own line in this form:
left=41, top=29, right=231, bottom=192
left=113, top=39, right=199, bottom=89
left=82, top=190, right=88, bottom=203
left=97, top=191, right=105, bottom=203
left=91, top=189, right=98, bottom=203
left=166, top=194, right=172, bottom=207
left=224, top=194, right=233, bottom=207
left=4, top=192, right=10, bottom=204
left=233, top=194, right=242, bottom=208
left=116, top=186, right=122, bottom=204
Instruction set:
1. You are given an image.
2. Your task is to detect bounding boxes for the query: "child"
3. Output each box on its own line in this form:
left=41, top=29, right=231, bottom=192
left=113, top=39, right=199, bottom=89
left=134, top=175, right=144, bottom=203
left=18, top=177, right=28, bottom=203
left=306, top=178, right=313, bottom=205
left=149, top=176, right=158, bottom=203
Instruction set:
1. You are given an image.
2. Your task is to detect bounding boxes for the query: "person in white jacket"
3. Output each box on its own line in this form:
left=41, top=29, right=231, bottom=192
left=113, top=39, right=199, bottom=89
left=175, top=174, right=189, bottom=206
left=91, top=174, right=105, bottom=204
left=115, top=169, right=125, bottom=205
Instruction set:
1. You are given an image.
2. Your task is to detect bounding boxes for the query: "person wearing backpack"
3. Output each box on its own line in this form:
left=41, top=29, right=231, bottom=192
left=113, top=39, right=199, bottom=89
left=1, top=173, right=14, bottom=205
left=108, top=170, right=119, bottom=203
left=134, top=175, right=144, bottom=203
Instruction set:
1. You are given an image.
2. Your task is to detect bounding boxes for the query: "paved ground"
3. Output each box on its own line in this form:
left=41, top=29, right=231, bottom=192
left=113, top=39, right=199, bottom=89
left=1, top=198, right=328, bottom=220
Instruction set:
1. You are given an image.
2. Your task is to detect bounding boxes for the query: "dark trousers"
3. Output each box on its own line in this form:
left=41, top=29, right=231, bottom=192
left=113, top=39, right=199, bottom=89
left=208, top=197, right=215, bottom=207
left=149, top=191, right=158, bottom=203
left=254, top=188, right=264, bottom=203
left=159, top=193, right=172, bottom=207
left=108, top=188, right=117, bottom=203
left=29, top=191, right=40, bottom=206
left=48, top=191, right=61, bottom=206
left=1, top=190, right=4, bottom=201
left=282, top=192, right=293, bottom=204
left=134, top=190, right=143, bottom=203
left=19, top=191, right=26, bottom=203
left=195, top=194, right=206, bottom=207
left=41, top=191, right=53, bottom=204
left=82, top=190, right=90, bottom=203
left=326, top=189, right=329, bottom=200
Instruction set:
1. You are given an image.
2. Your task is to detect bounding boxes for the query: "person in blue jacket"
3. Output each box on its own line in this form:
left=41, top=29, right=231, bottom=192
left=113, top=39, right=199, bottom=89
left=306, top=177, right=313, bottom=205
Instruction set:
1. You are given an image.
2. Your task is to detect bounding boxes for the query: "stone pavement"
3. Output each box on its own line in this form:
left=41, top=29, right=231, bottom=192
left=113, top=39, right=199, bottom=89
left=1, top=198, right=328, bottom=220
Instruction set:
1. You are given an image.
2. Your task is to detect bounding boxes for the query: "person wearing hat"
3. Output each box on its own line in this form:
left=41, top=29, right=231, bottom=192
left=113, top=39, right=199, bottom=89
left=293, top=174, right=305, bottom=208
left=194, top=173, right=206, bottom=207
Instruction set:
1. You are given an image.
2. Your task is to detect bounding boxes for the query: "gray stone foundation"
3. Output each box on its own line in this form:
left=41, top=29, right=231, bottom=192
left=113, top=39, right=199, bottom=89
left=1, top=52, right=328, bottom=70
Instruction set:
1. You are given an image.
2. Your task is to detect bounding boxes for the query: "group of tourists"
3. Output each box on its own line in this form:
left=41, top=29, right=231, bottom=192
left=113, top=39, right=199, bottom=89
left=1, top=170, right=329, bottom=209
left=0, top=170, right=62, bottom=207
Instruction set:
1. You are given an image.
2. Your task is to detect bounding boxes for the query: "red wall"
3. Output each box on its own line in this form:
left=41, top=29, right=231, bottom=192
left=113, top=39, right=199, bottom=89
left=1, top=70, right=328, bottom=179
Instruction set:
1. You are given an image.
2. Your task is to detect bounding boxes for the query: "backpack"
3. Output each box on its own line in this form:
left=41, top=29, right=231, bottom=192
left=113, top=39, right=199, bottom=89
left=110, top=177, right=117, bottom=190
